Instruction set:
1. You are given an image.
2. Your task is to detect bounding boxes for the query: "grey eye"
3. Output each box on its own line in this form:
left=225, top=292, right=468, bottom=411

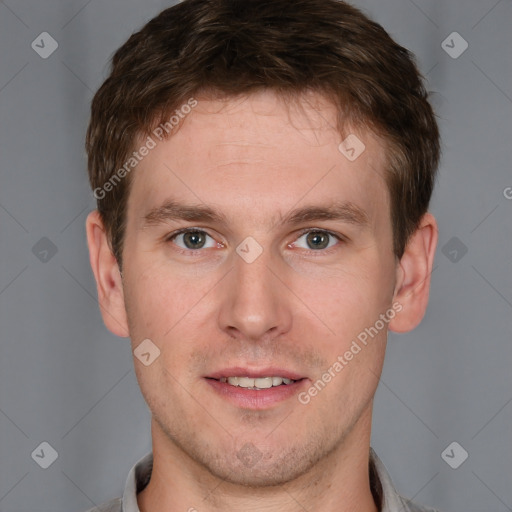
left=171, top=230, right=216, bottom=250
left=294, top=231, right=338, bottom=250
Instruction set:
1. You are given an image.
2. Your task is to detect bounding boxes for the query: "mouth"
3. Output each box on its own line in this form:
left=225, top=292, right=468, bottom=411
left=204, top=368, right=308, bottom=408
left=216, top=375, right=300, bottom=389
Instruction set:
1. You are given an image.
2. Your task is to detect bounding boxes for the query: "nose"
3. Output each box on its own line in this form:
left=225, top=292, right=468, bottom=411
left=217, top=246, right=293, bottom=343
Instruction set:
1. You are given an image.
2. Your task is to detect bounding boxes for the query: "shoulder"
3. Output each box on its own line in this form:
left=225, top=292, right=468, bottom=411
left=81, top=497, right=123, bottom=512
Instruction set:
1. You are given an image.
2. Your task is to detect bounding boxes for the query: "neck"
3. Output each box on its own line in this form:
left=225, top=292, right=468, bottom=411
left=137, top=409, right=378, bottom=512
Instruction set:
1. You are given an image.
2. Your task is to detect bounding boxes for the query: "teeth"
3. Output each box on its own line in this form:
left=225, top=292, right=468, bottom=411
left=221, top=376, right=296, bottom=389
left=232, top=376, right=254, bottom=388
left=272, top=376, right=282, bottom=386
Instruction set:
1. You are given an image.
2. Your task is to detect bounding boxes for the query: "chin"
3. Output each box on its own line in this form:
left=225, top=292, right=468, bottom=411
left=207, top=457, right=311, bottom=487
left=197, top=434, right=334, bottom=488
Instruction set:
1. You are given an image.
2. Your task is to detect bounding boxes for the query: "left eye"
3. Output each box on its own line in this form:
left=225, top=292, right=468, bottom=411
left=169, top=229, right=218, bottom=250
left=293, top=230, right=340, bottom=251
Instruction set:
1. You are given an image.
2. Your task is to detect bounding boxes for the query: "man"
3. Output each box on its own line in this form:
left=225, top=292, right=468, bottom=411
left=84, top=0, right=440, bottom=510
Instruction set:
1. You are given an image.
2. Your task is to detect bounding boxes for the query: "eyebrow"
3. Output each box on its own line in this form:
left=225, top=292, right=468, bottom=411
left=141, top=199, right=369, bottom=229
left=142, top=201, right=229, bottom=226
left=282, top=202, right=369, bottom=227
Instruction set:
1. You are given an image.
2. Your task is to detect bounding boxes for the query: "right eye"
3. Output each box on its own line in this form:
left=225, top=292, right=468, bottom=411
left=166, top=228, right=219, bottom=251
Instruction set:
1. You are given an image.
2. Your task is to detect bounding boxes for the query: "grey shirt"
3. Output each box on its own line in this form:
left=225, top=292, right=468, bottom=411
left=84, top=448, right=439, bottom=512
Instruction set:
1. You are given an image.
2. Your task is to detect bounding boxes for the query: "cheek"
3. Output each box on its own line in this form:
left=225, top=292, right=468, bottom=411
left=123, top=260, right=218, bottom=360
left=291, top=259, right=394, bottom=343
left=125, top=265, right=212, bottom=412
left=298, top=270, right=390, bottom=413
left=124, top=270, right=168, bottom=340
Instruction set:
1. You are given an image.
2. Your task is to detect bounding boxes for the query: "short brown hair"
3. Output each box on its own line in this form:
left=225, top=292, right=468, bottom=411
left=86, top=0, right=440, bottom=266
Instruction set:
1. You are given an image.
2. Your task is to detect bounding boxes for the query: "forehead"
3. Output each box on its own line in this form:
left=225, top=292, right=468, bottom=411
left=127, top=90, right=389, bottom=230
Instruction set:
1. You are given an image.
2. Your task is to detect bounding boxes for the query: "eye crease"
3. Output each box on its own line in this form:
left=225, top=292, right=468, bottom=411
left=292, top=229, right=341, bottom=251
left=166, top=227, right=342, bottom=251
left=167, top=228, right=219, bottom=250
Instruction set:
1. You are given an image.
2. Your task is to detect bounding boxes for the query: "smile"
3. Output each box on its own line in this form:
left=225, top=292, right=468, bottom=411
left=219, top=376, right=296, bottom=389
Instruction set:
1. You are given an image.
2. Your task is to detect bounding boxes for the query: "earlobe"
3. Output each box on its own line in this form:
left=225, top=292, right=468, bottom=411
left=85, top=210, right=130, bottom=337
left=389, top=213, right=438, bottom=333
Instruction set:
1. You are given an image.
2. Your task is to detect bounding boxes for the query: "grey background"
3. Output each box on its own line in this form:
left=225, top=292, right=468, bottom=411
left=0, top=0, right=511, bottom=511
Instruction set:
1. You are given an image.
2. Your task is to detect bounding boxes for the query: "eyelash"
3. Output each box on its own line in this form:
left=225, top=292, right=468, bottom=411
left=164, top=227, right=222, bottom=255
left=292, top=228, right=344, bottom=255
left=165, top=227, right=344, bottom=255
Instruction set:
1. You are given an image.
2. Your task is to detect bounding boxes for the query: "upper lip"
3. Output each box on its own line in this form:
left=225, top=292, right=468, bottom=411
left=206, top=367, right=306, bottom=381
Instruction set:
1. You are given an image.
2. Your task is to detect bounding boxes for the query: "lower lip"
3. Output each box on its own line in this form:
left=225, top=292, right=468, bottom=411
left=205, top=378, right=307, bottom=409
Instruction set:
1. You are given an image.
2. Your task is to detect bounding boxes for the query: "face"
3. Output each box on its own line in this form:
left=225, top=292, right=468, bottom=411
left=117, top=91, right=400, bottom=485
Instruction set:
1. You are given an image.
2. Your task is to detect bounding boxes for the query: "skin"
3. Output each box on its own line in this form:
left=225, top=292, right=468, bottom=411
left=86, top=90, right=437, bottom=512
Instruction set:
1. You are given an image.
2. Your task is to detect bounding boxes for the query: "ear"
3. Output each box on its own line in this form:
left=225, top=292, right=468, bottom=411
left=85, top=210, right=129, bottom=337
left=389, top=212, right=438, bottom=333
